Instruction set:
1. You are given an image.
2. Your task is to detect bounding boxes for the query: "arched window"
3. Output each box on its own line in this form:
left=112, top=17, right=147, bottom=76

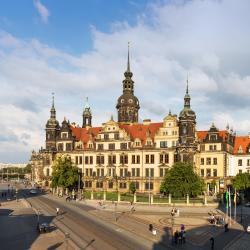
left=46, top=168, right=50, bottom=176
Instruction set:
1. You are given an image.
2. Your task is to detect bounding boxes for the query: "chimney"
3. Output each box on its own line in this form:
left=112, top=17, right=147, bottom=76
left=143, top=119, right=151, bottom=125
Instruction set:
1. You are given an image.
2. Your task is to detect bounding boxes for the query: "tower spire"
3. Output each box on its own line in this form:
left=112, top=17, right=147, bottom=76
left=186, top=73, right=189, bottom=94
left=127, top=42, right=130, bottom=72
left=50, top=92, right=56, bottom=119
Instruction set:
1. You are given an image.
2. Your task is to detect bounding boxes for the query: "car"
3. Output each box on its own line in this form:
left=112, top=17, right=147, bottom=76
left=245, top=202, right=250, bottom=207
left=247, top=225, right=250, bottom=233
left=38, top=222, right=50, bottom=233
left=30, top=189, right=38, bottom=194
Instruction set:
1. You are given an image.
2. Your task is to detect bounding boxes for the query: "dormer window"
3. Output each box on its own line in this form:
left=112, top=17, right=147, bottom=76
left=238, top=146, right=243, bottom=154
left=209, top=134, right=217, bottom=141
left=146, top=140, right=152, bottom=146
left=62, top=132, right=68, bottom=139
left=88, top=143, right=93, bottom=149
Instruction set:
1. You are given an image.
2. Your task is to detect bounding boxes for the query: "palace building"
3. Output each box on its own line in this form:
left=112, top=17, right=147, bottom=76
left=30, top=47, right=250, bottom=194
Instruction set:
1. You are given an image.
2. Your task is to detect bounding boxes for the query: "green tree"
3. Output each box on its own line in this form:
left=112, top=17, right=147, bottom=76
left=232, top=173, right=250, bottom=190
left=24, top=164, right=32, bottom=173
left=51, top=156, right=79, bottom=189
left=129, top=182, right=136, bottom=194
left=160, top=162, right=205, bottom=198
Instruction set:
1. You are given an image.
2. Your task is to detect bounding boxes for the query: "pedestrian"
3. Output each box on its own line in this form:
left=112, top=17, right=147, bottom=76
left=174, top=230, right=179, bottom=244
left=182, top=230, right=186, bottom=244
left=224, top=223, right=229, bottom=232
left=56, top=207, right=60, bottom=216
left=210, top=237, right=214, bottom=249
left=178, top=231, right=182, bottom=244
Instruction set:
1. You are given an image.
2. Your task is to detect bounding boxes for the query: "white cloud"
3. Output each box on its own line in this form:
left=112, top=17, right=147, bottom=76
left=1, top=0, right=250, bottom=162
left=33, top=0, right=50, bottom=23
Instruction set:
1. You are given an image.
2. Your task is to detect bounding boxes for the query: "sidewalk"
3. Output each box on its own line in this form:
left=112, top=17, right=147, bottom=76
left=0, top=192, right=74, bottom=249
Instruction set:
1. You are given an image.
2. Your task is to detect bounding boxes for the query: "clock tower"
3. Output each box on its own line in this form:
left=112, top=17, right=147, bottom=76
left=116, top=44, right=140, bottom=123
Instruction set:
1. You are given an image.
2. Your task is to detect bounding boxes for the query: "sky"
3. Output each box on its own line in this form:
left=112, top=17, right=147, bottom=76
left=0, top=0, right=250, bottom=163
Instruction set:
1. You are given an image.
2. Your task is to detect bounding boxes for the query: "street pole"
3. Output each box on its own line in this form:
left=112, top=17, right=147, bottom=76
left=7, top=169, right=8, bottom=182
left=229, top=187, right=232, bottom=226
left=149, top=170, right=151, bottom=205
left=234, top=189, right=237, bottom=223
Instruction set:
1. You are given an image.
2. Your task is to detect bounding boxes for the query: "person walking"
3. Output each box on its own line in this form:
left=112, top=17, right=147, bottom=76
left=56, top=207, right=60, bottom=216
left=210, top=237, right=214, bottom=249
left=182, top=230, right=186, bottom=244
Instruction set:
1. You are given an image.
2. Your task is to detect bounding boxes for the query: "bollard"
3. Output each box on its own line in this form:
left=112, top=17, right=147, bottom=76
left=169, top=193, right=172, bottom=204
left=103, top=191, right=106, bottom=201
left=133, top=192, right=136, bottom=203
left=186, top=194, right=189, bottom=205
left=91, top=191, right=94, bottom=200
left=117, top=192, right=121, bottom=203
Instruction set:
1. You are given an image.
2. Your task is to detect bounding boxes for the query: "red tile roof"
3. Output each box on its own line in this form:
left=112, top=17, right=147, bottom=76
left=233, top=136, right=250, bottom=154
left=196, top=130, right=228, bottom=141
left=120, top=123, right=163, bottom=144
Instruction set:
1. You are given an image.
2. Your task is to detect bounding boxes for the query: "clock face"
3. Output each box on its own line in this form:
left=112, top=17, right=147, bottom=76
left=129, top=99, right=133, bottom=103
left=121, top=99, right=124, bottom=103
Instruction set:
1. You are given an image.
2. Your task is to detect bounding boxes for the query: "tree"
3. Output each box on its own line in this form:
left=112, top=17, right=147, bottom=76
left=24, top=164, right=32, bottom=173
left=129, top=182, right=136, bottom=194
left=51, top=156, right=79, bottom=189
left=160, top=162, right=205, bottom=198
left=232, top=173, right=250, bottom=190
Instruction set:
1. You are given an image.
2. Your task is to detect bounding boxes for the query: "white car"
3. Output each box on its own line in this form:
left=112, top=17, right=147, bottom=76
left=30, top=189, right=38, bottom=194
left=247, top=225, right=250, bottom=233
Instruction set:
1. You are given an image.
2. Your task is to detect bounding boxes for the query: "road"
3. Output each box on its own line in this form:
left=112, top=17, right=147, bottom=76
left=23, top=188, right=160, bottom=250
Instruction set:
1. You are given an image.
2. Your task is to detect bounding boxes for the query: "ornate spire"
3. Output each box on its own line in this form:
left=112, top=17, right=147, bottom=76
left=186, top=73, right=189, bottom=94
left=84, top=96, right=90, bottom=109
left=82, top=97, right=92, bottom=128
left=184, top=75, right=191, bottom=109
left=50, top=92, right=56, bottom=119
left=124, top=42, right=133, bottom=79
left=127, top=42, right=130, bottom=72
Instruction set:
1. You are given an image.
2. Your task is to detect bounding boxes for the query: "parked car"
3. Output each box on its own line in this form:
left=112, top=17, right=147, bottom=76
left=247, top=225, right=250, bottom=233
left=245, top=202, right=250, bottom=207
left=38, top=222, right=50, bottom=233
left=30, top=189, right=38, bottom=194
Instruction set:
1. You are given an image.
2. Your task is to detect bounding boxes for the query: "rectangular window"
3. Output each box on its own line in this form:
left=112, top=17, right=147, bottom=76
left=98, top=144, right=103, bottom=150
left=96, top=182, right=103, bottom=188
left=66, top=143, right=72, bottom=151
left=85, top=168, right=89, bottom=176
left=213, top=169, right=217, bottom=177
left=206, top=158, right=211, bottom=165
left=165, top=154, right=169, bottom=164
left=120, top=168, right=123, bottom=177
left=132, top=155, right=135, bottom=164
left=132, top=168, right=135, bottom=177
left=58, top=143, right=63, bottom=151
left=201, top=158, right=204, bottom=165
left=239, top=169, right=242, bottom=174
left=238, top=159, right=242, bottom=166
left=120, top=143, right=127, bottom=150
left=79, top=156, right=82, bottom=164
left=145, top=168, right=154, bottom=177
left=160, top=168, right=164, bottom=177
left=108, top=181, right=113, bottom=189
left=90, top=156, right=93, bottom=164
left=145, top=182, right=153, bottom=190
left=114, top=133, right=119, bottom=140
left=137, top=155, right=140, bottom=164
left=89, top=169, right=93, bottom=176
left=109, top=143, right=115, bottom=150
left=85, top=156, right=89, bottom=164
left=108, top=155, right=112, bottom=164
left=101, top=169, right=104, bottom=177
left=146, top=168, right=149, bottom=177
left=213, top=158, right=217, bottom=165
left=97, top=169, right=100, bottom=177
left=247, top=159, right=250, bottom=166
left=209, top=145, right=213, bottom=151
left=150, top=155, right=154, bottom=164
left=119, top=182, right=127, bottom=189
left=96, top=156, right=100, bottom=164
left=146, top=155, right=150, bottom=164
left=201, top=145, right=205, bottom=151
left=104, top=133, right=109, bottom=140
left=101, top=155, right=104, bottom=164
left=206, top=169, right=211, bottom=177
left=201, top=169, right=204, bottom=177
left=136, top=168, right=140, bottom=177
left=75, top=156, right=78, bottom=165
left=160, top=141, right=168, bottom=148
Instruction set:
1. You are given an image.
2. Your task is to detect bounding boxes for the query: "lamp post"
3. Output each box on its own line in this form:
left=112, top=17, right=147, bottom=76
left=149, top=169, right=151, bottom=205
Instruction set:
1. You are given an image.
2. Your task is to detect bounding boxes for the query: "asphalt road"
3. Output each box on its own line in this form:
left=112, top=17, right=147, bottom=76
left=24, top=189, right=157, bottom=250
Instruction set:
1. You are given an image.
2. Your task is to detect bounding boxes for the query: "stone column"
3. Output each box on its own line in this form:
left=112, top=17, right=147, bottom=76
left=204, top=193, right=207, bottom=205
left=103, top=191, right=106, bottom=201
left=91, top=190, right=94, bottom=200
left=133, top=192, right=136, bottom=203
left=151, top=194, right=154, bottom=204
left=169, top=193, right=172, bottom=204
left=117, top=192, right=121, bottom=203
left=186, top=194, right=189, bottom=205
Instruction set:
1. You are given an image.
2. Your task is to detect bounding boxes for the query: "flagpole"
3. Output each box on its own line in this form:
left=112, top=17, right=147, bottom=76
left=229, top=187, right=232, bottom=226
left=226, top=188, right=228, bottom=223
left=234, top=188, right=237, bottom=223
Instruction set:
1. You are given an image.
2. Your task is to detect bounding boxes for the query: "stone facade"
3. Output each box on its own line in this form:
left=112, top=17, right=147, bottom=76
left=30, top=50, right=250, bottom=193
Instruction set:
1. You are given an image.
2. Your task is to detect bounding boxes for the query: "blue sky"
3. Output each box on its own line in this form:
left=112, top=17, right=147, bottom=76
left=1, top=0, right=250, bottom=163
